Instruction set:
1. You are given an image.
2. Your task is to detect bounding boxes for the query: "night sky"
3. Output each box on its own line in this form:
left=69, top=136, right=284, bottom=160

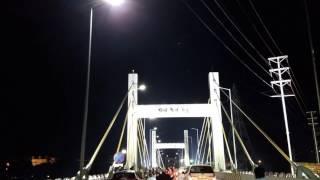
left=3, top=0, right=320, bottom=176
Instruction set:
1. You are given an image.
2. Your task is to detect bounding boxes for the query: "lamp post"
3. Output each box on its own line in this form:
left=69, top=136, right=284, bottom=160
left=190, top=128, right=199, bottom=163
left=79, top=1, right=125, bottom=179
left=220, top=87, right=237, bottom=169
left=188, top=136, right=193, bottom=163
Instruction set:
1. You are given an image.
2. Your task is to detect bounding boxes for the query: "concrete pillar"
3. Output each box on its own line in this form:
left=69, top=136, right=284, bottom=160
left=126, top=73, right=138, bottom=169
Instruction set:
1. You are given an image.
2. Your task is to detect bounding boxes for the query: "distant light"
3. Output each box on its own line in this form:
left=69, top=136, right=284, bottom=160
left=103, top=0, right=125, bottom=6
left=175, top=152, right=178, bottom=155
left=190, top=159, right=194, bottom=163
left=156, top=135, right=159, bottom=138
left=158, top=140, right=161, bottom=143
left=258, top=160, right=262, bottom=164
left=138, top=84, right=146, bottom=91
left=121, top=149, right=127, bottom=154
left=153, top=127, right=158, bottom=130
left=6, top=162, right=10, bottom=167
left=180, top=159, right=184, bottom=163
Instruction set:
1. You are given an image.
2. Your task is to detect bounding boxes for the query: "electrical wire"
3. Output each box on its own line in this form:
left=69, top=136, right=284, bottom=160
left=180, top=0, right=272, bottom=88
left=247, top=0, right=283, bottom=55
left=199, top=0, right=270, bottom=75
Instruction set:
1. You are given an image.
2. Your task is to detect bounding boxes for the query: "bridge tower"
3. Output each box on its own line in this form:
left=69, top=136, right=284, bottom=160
left=126, top=72, right=225, bottom=170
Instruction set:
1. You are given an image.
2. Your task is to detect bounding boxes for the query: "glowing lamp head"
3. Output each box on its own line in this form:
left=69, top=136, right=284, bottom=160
left=121, top=149, right=127, bottom=154
left=103, top=0, right=125, bottom=6
left=138, top=84, right=146, bottom=91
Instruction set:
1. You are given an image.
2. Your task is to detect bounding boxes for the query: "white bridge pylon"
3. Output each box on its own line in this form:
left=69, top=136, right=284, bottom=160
left=151, top=130, right=190, bottom=168
left=126, top=72, right=225, bottom=171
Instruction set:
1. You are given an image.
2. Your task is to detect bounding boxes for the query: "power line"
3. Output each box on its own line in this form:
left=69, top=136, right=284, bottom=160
left=247, top=0, right=283, bottom=55
left=199, top=0, right=270, bottom=75
left=180, top=0, right=272, bottom=88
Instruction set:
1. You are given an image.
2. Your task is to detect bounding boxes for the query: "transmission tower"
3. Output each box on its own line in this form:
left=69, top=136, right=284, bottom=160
left=268, top=55, right=295, bottom=175
left=307, top=111, right=319, bottom=163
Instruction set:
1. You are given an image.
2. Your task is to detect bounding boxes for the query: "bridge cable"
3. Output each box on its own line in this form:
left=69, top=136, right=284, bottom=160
left=116, top=112, right=128, bottom=153
left=218, top=88, right=297, bottom=167
left=196, top=117, right=207, bottom=164
left=85, top=89, right=128, bottom=170
left=138, top=119, right=151, bottom=167
left=222, top=125, right=236, bottom=170
left=198, top=117, right=208, bottom=164
left=218, top=98, right=256, bottom=168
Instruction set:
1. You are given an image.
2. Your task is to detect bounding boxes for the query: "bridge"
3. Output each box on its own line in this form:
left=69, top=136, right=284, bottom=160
left=74, top=72, right=318, bottom=180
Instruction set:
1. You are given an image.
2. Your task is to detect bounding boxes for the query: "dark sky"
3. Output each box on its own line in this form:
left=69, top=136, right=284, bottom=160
left=3, top=0, right=320, bottom=176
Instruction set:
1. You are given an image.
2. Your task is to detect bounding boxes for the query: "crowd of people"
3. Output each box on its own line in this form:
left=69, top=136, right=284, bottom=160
left=155, top=167, right=179, bottom=180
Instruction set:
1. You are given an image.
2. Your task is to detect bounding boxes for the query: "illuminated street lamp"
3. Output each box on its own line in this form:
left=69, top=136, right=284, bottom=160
left=103, top=0, right=125, bottom=6
left=79, top=1, right=126, bottom=178
left=121, top=149, right=127, bottom=154
left=138, top=84, right=146, bottom=91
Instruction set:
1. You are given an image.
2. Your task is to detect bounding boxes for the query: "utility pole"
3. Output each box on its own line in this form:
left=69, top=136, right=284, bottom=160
left=307, top=111, right=319, bottom=163
left=268, top=55, right=295, bottom=175
left=304, top=0, right=320, bottom=118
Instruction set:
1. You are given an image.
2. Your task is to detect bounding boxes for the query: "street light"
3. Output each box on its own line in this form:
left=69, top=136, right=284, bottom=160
left=79, top=2, right=128, bottom=179
left=219, top=87, right=237, bottom=169
left=103, top=0, right=125, bottom=6
left=190, top=128, right=199, bottom=163
left=188, top=136, right=193, bottom=161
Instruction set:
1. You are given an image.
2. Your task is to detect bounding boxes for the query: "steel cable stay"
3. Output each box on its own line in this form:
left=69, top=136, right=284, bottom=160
left=138, top=119, right=151, bottom=167
left=198, top=117, right=209, bottom=164
left=195, top=117, right=206, bottom=164
left=137, top=125, right=144, bottom=168
left=180, top=0, right=272, bottom=88
left=211, top=97, right=256, bottom=169
left=137, top=119, right=150, bottom=168
left=196, top=99, right=211, bottom=164
left=222, top=125, right=236, bottom=170
left=115, top=113, right=128, bottom=154
left=216, top=85, right=298, bottom=169
left=84, top=89, right=129, bottom=171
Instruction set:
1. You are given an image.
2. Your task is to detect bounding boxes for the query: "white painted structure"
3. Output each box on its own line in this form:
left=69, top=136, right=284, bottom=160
left=126, top=72, right=225, bottom=170
left=150, top=130, right=189, bottom=167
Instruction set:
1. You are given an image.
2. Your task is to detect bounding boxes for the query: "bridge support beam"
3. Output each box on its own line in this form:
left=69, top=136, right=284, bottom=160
left=126, top=73, right=138, bottom=169
left=209, top=72, right=226, bottom=170
left=151, top=130, right=157, bottom=168
left=184, top=130, right=190, bottom=166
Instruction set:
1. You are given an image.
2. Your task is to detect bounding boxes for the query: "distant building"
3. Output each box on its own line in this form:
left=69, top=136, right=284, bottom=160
left=31, top=156, right=56, bottom=166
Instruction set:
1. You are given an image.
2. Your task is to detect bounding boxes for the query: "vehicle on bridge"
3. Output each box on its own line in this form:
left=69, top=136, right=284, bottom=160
left=182, top=165, right=215, bottom=180
left=111, top=170, right=143, bottom=180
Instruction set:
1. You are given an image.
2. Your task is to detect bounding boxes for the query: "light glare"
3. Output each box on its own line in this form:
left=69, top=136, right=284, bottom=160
left=103, top=0, right=125, bottom=6
left=138, top=84, right=146, bottom=91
